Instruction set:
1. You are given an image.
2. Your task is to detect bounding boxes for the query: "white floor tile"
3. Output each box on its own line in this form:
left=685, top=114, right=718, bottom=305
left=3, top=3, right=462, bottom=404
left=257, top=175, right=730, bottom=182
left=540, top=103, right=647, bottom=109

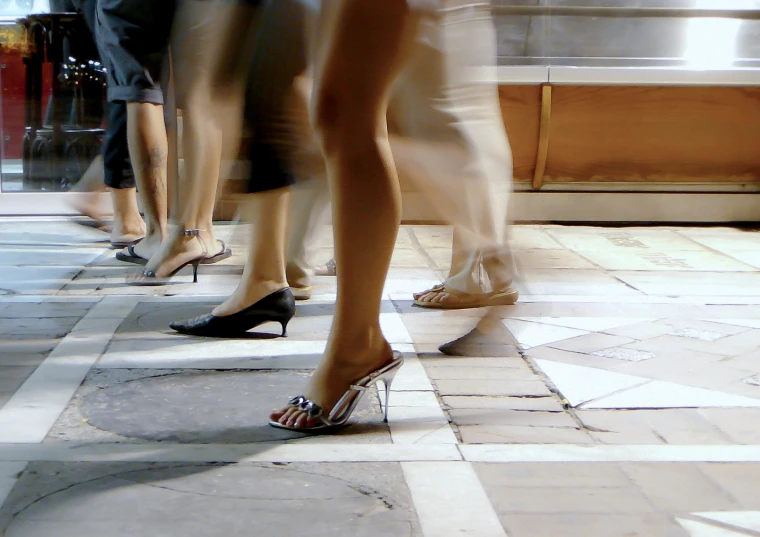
left=576, top=249, right=755, bottom=272
left=516, top=269, right=643, bottom=297
left=614, top=271, right=760, bottom=297
left=534, top=359, right=647, bottom=407
left=546, top=227, right=708, bottom=252
left=514, top=316, right=654, bottom=332
left=402, top=462, right=508, bottom=537
left=508, top=226, right=564, bottom=250
left=514, top=250, right=597, bottom=270
left=705, top=319, right=760, bottom=330
left=0, top=462, right=27, bottom=508
left=0, top=297, right=136, bottom=443
left=584, top=380, right=760, bottom=409
left=678, top=518, right=745, bottom=537
left=0, top=247, right=106, bottom=266
left=502, top=319, right=588, bottom=349
left=461, top=444, right=760, bottom=463
left=391, top=353, right=435, bottom=392
left=380, top=311, right=414, bottom=344
left=0, top=266, right=82, bottom=294
left=694, top=512, right=760, bottom=533
left=98, top=339, right=328, bottom=369
left=0, top=443, right=462, bottom=463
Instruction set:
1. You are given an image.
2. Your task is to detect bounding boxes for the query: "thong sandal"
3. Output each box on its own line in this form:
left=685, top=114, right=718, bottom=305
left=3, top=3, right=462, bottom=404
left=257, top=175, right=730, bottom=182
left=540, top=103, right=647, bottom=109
left=110, top=237, right=145, bottom=250
left=115, top=242, right=149, bottom=265
left=200, top=239, right=232, bottom=265
left=413, top=284, right=519, bottom=310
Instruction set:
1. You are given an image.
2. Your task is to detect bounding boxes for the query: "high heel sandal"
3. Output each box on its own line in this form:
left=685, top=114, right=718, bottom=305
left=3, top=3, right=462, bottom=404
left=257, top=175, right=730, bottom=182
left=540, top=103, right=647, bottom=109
left=269, top=351, right=404, bottom=433
left=169, top=288, right=296, bottom=337
left=126, top=229, right=206, bottom=286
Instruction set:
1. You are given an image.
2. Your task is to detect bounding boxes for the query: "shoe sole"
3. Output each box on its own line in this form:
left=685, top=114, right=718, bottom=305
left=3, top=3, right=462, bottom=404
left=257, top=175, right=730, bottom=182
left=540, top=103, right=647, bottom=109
left=413, top=289, right=519, bottom=310
left=291, top=286, right=312, bottom=301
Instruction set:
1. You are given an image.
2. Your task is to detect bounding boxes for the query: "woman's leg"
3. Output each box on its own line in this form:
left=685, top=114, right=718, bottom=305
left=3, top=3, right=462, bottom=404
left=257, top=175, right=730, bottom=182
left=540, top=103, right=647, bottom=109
left=212, top=187, right=290, bottom=316
left=136, top=0, right=232, bottom=279
left=271, top=0, right=419, bottom=429
left=388, top=8, right=515, bottom=307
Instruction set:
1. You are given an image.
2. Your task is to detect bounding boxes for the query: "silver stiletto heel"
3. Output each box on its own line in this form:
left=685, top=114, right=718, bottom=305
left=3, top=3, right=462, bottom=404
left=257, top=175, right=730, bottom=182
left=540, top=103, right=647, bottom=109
left=379, top=374, right=396, bottom=423
left=269, top=351, right=404, bottom=433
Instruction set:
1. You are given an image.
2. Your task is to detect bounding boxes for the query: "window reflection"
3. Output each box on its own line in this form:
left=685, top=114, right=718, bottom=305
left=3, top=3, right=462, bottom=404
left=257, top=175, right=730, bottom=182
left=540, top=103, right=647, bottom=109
left=683, top=0, right=754, bottom=68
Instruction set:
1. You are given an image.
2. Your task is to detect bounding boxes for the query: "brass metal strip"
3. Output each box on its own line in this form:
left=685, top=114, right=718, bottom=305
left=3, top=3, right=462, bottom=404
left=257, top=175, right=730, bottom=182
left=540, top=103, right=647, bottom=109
left=532, top=84, right=552, bottom=190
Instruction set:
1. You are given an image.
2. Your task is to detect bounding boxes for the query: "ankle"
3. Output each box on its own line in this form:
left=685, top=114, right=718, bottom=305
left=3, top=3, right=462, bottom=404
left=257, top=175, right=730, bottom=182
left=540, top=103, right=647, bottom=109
left=326, top=326, right=391, bottom=365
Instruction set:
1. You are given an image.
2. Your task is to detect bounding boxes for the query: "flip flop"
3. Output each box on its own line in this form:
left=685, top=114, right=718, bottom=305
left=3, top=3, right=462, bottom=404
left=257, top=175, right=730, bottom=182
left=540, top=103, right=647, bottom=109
left=115, top=243, right=149, bottom=265
left=110, top=237, right=145, bottom=249
left=200, top=240, right=232, bottom=265
left=412, top=284, right=519, bottom=310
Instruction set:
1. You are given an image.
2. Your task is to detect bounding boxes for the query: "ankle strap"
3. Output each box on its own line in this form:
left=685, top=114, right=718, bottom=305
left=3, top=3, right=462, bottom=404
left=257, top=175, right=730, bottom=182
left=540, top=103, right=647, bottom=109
left=183, top=229, right=204, bottom=237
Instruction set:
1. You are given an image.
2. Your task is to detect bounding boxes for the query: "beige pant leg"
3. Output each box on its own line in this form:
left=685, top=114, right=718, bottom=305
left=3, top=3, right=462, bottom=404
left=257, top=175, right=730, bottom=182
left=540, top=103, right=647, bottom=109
left=389, top=5, right=513, bottom=294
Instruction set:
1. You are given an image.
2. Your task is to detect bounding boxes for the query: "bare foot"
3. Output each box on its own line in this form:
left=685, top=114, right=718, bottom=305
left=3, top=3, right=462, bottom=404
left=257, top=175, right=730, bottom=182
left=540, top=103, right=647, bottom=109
left=110, top=188, right=146, bottom=245
left=269, top=334, right=394, bottom=429
left=413, top=285, right=457, bottom=306
left=413, top=284, right=519, bottom=309
left=70, top=190, right=107, bottom=224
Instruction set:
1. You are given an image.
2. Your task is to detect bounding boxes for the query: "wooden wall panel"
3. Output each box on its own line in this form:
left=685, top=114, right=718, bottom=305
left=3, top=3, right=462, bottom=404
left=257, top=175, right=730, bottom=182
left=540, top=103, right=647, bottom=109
left=499, top=85, right=542, bottom=182
left=544, top=86, right=760, bottom=183
left=395, top=84, right=541, bottom=192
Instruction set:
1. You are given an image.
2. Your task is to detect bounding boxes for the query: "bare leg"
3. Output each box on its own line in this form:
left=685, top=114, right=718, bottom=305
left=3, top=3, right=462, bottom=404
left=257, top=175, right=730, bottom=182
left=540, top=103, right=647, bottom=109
left=70, top=155, right=147, bottom=244
left=125, top=102, right=168, bottom=259
left=138, top=0, right=228, bottom=278
left=271, top=0, right=419, bottom=429
left=69, top=155, right=108, bottom=223
left=213, top=188, right=290, bottom=316
left=110, top=187, right=146, bottom=244
left=285, top=74, right=331, bottom=293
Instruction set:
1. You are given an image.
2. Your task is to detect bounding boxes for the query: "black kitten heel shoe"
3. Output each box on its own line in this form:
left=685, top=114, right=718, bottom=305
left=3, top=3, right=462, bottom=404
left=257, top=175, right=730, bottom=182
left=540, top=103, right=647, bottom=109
left=169, top=288, right=296, bottom=338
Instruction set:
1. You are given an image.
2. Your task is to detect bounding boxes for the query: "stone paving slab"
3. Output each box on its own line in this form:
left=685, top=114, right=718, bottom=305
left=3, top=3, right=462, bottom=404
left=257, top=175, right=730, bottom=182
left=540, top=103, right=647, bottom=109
left=576, top=409, right=736, bottom=446
left=49, top=369, right=391, bottom=445
left=475, top=462, right=760, bottom=537
left=0, top=302, right=93, bottom=411
left=459, top=424, right=595, bottom=444
left=4, top=221, right=760, bottom=537
left=0, top=462, right=419, bottom=536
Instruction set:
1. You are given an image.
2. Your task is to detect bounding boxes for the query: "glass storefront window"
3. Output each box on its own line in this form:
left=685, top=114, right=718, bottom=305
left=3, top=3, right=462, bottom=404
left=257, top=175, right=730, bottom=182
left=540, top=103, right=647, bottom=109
left=0, top=0, right=106, bottom=195
left=493, top=1, right=760, bottom=68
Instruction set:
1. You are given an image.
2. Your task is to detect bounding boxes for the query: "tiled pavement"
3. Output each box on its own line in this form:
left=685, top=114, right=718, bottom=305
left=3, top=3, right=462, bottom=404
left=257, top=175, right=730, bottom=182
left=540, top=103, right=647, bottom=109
left=1, top=217, right=760, bottom=536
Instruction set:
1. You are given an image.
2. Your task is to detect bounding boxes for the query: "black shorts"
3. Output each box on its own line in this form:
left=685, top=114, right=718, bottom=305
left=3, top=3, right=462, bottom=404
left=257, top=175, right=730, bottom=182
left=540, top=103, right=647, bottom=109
left=96, top=0, right=176, bottom=104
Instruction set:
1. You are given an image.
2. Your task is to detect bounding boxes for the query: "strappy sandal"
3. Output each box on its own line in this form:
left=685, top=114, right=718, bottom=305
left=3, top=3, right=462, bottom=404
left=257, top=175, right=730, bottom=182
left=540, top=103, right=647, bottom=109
left=314, top=258, right=336, bottom=277
left=413, top=284, right=519, bottom=309
left=126, top=229, right=206, bottom=286
left=269, top=352, right=404, bottom=433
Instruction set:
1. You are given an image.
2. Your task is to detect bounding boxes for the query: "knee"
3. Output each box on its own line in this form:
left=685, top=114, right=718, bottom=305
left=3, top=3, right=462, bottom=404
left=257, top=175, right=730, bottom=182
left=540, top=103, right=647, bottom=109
left=311, top=88, right=342, bottom=150
left=312, top=87, right=378, bottom=155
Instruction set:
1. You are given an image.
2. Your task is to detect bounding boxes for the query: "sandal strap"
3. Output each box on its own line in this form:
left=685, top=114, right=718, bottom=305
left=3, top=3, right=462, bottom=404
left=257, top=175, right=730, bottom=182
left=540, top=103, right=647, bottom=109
left=287, top=395, right=326, bottom=420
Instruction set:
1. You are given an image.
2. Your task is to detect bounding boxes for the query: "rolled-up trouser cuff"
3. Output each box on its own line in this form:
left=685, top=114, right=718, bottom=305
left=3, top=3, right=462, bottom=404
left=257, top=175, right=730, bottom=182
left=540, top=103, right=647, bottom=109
left=104, top=168, right=136, bottom=189
left=107, top=86, right=164, bottom=105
